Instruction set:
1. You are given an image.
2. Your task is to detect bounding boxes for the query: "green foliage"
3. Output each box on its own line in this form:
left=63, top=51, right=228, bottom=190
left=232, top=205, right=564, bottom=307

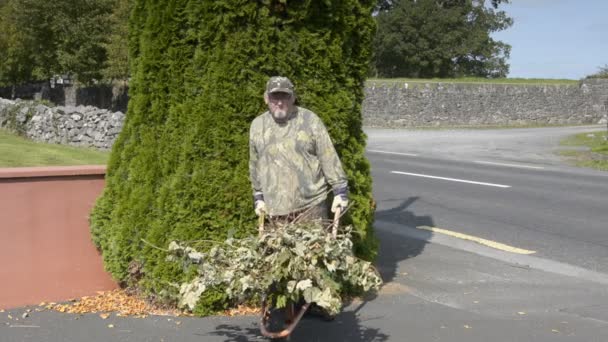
left=373, top=0, right=512, bottom=78
left=103, top=0, right=132, bottom=82
left=0, top=0, right=38, bottom=91
left=191, top=287, right=230, bottom=317
left=168, top=222, right=382, bottom=316
left=90, top=0, right=378, bottom=312
left=7, top=0, right=113, bottom=84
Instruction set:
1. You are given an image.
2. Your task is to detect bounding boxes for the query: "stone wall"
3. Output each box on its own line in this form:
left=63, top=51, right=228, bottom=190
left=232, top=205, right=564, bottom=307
left=1, top=79, right=607, bottom=151
left=362, top=79, right=608, bottom=127
left=0, top=98, right=124, bottom=150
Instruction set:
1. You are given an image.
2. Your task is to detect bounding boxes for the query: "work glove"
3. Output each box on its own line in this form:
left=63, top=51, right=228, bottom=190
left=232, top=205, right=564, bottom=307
left=331, top=187, right=348, bottom=213
left=253, top=192, right=266, bottom=216
left=254, top=200, right=266, bottom=216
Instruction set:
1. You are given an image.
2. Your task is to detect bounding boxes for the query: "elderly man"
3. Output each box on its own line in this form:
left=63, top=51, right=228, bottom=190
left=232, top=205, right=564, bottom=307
left=249, top=76, right=348, bottom=222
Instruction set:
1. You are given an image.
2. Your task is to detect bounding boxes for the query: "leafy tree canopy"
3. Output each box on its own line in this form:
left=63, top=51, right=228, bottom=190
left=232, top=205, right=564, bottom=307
left=103, top=0, right=132, bottom=82
left=4, top=0, right=113, bottom=84
left=373, top=0, right=513, bottom=78
left=0, top=0, right=37, bottom=92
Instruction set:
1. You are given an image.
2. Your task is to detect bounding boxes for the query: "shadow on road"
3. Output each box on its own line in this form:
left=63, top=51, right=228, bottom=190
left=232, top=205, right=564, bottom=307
left=375, top=196, right=434, bottom=283
left=208, top=303, right=390, bottom=341
left=208, top=197, right=432, bottom=342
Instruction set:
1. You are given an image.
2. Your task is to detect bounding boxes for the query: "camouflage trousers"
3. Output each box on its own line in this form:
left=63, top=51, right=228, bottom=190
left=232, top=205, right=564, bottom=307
left=268, top=200, right=329, bottom=225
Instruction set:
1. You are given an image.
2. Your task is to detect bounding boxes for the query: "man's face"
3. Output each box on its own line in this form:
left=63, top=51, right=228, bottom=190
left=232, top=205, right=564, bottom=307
left=265, top=91, right=294, bottom=121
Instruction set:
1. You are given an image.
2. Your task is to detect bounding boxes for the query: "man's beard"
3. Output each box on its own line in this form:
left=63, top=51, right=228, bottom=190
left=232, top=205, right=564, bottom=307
left=270, top=108, right=289, bottom=123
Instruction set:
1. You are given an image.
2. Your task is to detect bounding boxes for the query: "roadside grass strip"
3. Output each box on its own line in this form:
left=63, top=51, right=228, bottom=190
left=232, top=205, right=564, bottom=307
left=416, top=226, right=536, bottom=255
left=559, top=130, right=608, bottom=171
left=391, top=171, right=511, bottom=188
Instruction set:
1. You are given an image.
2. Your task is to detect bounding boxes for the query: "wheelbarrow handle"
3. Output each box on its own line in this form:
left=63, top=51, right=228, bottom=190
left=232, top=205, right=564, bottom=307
left=258, top=212, right=265, bottom=237
left=331, top=206, right=341, bottom=238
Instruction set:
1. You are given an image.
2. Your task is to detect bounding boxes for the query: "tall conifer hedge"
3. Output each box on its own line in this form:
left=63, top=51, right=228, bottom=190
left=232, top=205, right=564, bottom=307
left=91, top=0, right=378, bottom=313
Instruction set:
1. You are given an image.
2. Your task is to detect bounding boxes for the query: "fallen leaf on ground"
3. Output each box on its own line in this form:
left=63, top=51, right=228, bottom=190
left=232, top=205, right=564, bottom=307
left=42, top=289, right=259, bottom=318
left=464, top=325, right=471, bottom=329
left=223, top=305, right=259, bottom=317
left=518, top=312, right=526, bottom=315
left=108, top=324, right=114, bottom=328
left=44, top=289, right=185, bottom=318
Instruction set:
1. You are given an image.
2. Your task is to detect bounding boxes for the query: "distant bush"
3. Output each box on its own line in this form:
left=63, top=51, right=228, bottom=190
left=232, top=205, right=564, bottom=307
left=586, top=64, right=608, bottom=79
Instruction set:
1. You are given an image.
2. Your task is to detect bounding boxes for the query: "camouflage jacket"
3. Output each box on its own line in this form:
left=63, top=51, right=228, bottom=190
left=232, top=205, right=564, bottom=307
left=249, top=107, right=348, bottom=216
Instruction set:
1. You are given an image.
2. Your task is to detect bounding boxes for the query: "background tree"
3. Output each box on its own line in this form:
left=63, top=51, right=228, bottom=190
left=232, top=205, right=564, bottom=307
left=11, top=0, right=113, bottom=84
left=90, top=0, right=378, bottom=314
left=0, top=0, right=37, bottom=97
left=373, top=0, right=512, bottom=78
left=103, top=0, right=132, bottom=82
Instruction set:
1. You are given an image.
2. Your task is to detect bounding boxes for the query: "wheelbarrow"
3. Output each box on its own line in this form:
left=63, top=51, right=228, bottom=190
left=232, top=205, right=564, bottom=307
left=257, top=207, right=342, bottom=339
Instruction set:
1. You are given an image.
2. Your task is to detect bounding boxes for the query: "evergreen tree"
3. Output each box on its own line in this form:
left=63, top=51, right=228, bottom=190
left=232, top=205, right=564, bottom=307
left=91, top=0, right=378, bottom=313
left=373, top=0, right=512, bottom=78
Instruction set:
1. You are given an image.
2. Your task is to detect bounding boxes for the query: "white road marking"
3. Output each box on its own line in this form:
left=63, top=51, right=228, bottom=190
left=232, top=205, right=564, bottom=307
left=391, top=171, right=511, bottom=188
left=474, top=160, right=545, bottom=170
left=368, top=149, right=418, bottom=157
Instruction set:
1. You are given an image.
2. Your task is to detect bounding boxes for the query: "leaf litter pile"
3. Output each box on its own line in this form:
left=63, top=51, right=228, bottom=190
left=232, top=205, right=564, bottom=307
left=169, top=220, right=382, bottom=316
left=43, top=289, right=258, bottom=318
left=43, top=289, right=183, bottom=318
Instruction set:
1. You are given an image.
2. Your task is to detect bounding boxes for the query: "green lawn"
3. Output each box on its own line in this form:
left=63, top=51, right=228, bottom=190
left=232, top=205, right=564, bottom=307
left=0, top=129, right=110, bottom=167
left=559, top=130, right=608, bottom=171
left=367, top=77, right=579, bottom=86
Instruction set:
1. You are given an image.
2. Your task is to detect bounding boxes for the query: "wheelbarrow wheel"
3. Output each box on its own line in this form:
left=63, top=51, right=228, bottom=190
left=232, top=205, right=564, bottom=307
left=260, top=295, right=310, bottom=340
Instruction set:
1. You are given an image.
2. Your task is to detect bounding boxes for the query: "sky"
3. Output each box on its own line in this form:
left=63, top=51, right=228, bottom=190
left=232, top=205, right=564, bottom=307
left=491, top=0, right=608, bottom=80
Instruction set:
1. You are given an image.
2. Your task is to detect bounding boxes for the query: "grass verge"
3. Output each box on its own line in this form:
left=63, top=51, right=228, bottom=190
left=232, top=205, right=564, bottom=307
left=0, top=129, right=109, bottom=167
left=559, top=130, right=608, bottom=171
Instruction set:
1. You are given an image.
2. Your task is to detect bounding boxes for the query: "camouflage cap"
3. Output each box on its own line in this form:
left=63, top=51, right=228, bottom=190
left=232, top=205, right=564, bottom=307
left=266, top=76, right=294, bottom=95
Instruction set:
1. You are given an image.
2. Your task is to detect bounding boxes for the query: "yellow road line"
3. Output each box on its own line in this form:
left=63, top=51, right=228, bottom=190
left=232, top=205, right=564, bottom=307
left=417, top=226, right=536, bottom=255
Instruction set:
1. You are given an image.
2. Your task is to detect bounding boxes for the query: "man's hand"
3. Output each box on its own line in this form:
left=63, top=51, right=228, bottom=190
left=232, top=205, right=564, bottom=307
left=331, top=194, right=348, bottom=213
left=255, top=200, right=266, bottom=216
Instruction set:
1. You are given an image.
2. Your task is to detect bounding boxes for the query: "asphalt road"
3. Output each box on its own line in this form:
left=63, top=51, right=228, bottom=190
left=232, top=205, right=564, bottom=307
left=367, top=125, right=608, bottom=274
left=3, top=125, right=608, bottom=341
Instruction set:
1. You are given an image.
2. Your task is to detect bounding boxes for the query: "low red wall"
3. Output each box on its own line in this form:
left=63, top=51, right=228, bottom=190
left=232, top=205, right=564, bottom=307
left=0, top=166, right=118, bottom=309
